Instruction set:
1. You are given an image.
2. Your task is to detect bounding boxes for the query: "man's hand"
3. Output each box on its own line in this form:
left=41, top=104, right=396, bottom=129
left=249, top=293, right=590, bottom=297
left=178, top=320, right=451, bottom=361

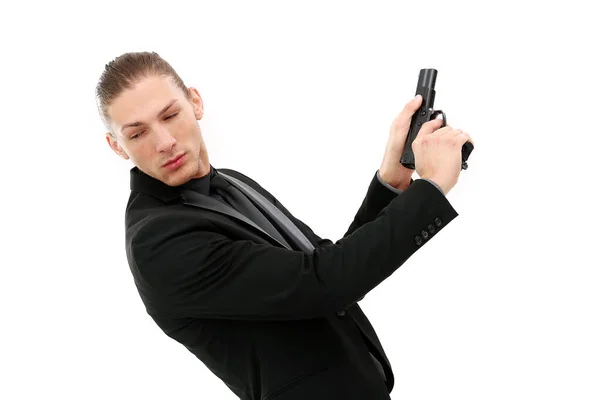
left=379, top=95, right=443, bottom=190
left=413, top=121, right=474, bottom=196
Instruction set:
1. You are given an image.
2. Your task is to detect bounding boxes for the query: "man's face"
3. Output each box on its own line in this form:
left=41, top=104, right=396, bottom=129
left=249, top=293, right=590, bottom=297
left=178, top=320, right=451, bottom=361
left=106, top=75, right=210, bottom=187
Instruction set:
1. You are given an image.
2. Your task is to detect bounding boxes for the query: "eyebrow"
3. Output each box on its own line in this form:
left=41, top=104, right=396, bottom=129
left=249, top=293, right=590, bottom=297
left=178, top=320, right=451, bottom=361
left=121, top=99, right=178, bottom=133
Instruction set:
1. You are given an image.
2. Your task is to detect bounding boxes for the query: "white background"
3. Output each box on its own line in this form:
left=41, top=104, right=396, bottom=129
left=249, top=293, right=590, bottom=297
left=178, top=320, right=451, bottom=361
left=1, top=1, right=599, bottom=399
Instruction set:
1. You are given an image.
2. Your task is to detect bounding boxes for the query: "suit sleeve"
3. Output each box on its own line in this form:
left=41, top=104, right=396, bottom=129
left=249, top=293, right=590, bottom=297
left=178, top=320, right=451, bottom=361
left=130, top=179, right=459, bottom=321
left=342, top=170, right=408, bottom=237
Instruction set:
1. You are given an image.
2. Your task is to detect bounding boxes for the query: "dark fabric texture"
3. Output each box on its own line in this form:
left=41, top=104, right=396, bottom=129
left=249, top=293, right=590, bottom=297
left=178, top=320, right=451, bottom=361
left=125, top=165, right=459, bottom=399
left=209, top=171, right=291, bottom=249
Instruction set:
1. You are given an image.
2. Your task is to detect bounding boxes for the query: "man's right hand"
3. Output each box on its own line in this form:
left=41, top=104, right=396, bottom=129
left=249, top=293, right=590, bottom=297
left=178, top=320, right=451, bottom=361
left=412, top=119, right=474, bottom=195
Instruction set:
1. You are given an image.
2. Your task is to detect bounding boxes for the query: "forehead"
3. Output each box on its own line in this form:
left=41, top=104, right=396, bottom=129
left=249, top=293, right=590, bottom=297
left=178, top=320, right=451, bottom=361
left=108, top=75, right=184, bottom=127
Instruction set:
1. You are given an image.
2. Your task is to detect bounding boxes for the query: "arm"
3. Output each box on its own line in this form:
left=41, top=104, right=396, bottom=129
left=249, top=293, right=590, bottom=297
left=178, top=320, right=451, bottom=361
left=131, top=179, right=458, bottom=321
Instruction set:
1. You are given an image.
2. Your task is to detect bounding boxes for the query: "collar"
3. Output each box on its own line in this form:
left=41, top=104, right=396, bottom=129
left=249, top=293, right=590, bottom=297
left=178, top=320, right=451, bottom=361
left=129, top=164, right=216, bottom=203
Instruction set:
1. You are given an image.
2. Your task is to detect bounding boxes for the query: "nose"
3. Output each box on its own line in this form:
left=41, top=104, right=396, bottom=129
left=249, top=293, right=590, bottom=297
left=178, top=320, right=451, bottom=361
left=155, top=127, right=176, bottom=153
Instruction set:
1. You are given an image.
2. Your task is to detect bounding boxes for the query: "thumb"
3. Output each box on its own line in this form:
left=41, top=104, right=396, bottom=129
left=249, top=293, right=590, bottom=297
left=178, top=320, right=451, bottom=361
left=410, top=94, right=422, bottom=110
left=395, top=95, right=423, bottom=126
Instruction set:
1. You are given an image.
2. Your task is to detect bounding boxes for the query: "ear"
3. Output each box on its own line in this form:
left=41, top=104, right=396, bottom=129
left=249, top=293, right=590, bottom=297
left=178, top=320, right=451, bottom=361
left=106, top=133, right=130, bottom=160
left=188, top=87, right=204, bottom=120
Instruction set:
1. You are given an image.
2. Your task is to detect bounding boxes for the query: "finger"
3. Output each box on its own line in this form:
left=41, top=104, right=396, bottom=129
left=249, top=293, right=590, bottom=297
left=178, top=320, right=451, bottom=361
left=430, top=124, right=453, bottom=138
left=396, top=95, right=423, bottom=122
left=417, top=118, right=445, bottom=137
left=449, top=128, right=463, bottom=137
left=409, top=94, right=423, bottom=110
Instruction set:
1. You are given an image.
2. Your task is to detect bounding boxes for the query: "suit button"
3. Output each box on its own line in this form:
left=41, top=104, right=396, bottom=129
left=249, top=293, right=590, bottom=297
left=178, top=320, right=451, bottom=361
left=414, top=236, right=423, bottom=246
left=421, top=230, right=429, bottom=239
left=428, top=224, right=435, bottom=234
left=434, top=217, right=442, bottom=227
left=337, top=310, right=346, bottom=317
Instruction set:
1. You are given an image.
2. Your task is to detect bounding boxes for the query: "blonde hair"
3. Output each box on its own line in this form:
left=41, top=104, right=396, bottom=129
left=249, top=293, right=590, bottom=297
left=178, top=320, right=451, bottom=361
left=95, top=51, right=190, bottom=136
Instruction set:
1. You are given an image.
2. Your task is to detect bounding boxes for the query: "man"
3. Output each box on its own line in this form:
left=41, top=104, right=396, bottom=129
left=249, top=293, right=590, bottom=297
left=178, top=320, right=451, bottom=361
left=98, top=51, right=473, bottom=400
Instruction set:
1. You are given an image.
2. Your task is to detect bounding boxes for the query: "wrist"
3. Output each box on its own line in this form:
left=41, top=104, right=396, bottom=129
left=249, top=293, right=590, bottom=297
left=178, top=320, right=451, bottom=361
left=378, top=165, right=412, bottom=190
left=420, top=175, right=448, bottom=195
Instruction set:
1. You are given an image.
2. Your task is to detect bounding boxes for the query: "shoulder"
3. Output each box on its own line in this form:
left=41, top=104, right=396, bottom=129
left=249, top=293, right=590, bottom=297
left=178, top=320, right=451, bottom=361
left=132, top=210, right=214, bottom=243
left=126, top=210, right=224, bottom=281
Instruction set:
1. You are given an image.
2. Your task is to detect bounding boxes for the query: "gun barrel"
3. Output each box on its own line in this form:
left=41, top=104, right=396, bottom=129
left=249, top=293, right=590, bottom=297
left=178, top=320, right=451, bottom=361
left=418, top=69, right=437, bottom=89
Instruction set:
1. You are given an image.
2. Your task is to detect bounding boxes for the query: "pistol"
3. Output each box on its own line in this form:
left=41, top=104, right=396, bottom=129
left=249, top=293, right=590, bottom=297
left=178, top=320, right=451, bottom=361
left=400, top=68, right=474, bottom=170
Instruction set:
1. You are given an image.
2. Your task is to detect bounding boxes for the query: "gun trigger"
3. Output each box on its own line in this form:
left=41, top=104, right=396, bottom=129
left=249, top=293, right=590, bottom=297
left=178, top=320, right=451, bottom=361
left=431, top=110, right=447, bottom=127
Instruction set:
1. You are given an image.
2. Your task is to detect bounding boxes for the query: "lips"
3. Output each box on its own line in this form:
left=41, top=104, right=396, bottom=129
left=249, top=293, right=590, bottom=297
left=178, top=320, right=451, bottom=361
left=163, top=153, right=184, bottom=167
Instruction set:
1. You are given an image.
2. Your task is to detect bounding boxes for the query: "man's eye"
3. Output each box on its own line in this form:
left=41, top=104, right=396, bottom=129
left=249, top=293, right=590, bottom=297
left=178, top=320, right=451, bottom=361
left=131, top=131, right=145, bottom=139
left=128, top=113, right=177, bottom=139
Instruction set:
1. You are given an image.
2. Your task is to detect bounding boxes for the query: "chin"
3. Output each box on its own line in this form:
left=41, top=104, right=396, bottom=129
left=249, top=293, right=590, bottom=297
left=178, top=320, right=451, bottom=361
left=161, top=163, right=197, bottom=187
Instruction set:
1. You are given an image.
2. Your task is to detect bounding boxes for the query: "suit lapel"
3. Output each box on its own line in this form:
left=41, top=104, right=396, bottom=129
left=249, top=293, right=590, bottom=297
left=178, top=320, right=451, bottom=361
left=180, top=188, right=292, bottom=250
left=219, top=172, right=315, bottom=254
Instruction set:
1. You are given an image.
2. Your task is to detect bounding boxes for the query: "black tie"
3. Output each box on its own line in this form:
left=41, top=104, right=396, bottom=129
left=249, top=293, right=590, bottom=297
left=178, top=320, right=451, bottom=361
left=209, top=172, right=292, bottom=249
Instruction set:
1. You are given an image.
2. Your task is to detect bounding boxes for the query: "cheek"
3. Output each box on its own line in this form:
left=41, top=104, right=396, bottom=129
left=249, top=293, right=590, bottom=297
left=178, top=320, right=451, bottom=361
left=129, top=143, right=156, bottom=165
left=180, top=119, right=197, bottom=135
left=179, top=121, right=200, bottom=143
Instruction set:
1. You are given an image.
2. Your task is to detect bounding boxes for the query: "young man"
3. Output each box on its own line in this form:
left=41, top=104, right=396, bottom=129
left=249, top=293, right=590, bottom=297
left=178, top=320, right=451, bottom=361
left=98, top=51, right=472, bottom=400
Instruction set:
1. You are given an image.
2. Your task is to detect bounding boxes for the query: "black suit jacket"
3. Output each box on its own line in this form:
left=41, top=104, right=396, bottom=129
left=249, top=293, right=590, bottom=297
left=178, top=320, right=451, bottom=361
left=125, top=166, right=458, bottom=400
